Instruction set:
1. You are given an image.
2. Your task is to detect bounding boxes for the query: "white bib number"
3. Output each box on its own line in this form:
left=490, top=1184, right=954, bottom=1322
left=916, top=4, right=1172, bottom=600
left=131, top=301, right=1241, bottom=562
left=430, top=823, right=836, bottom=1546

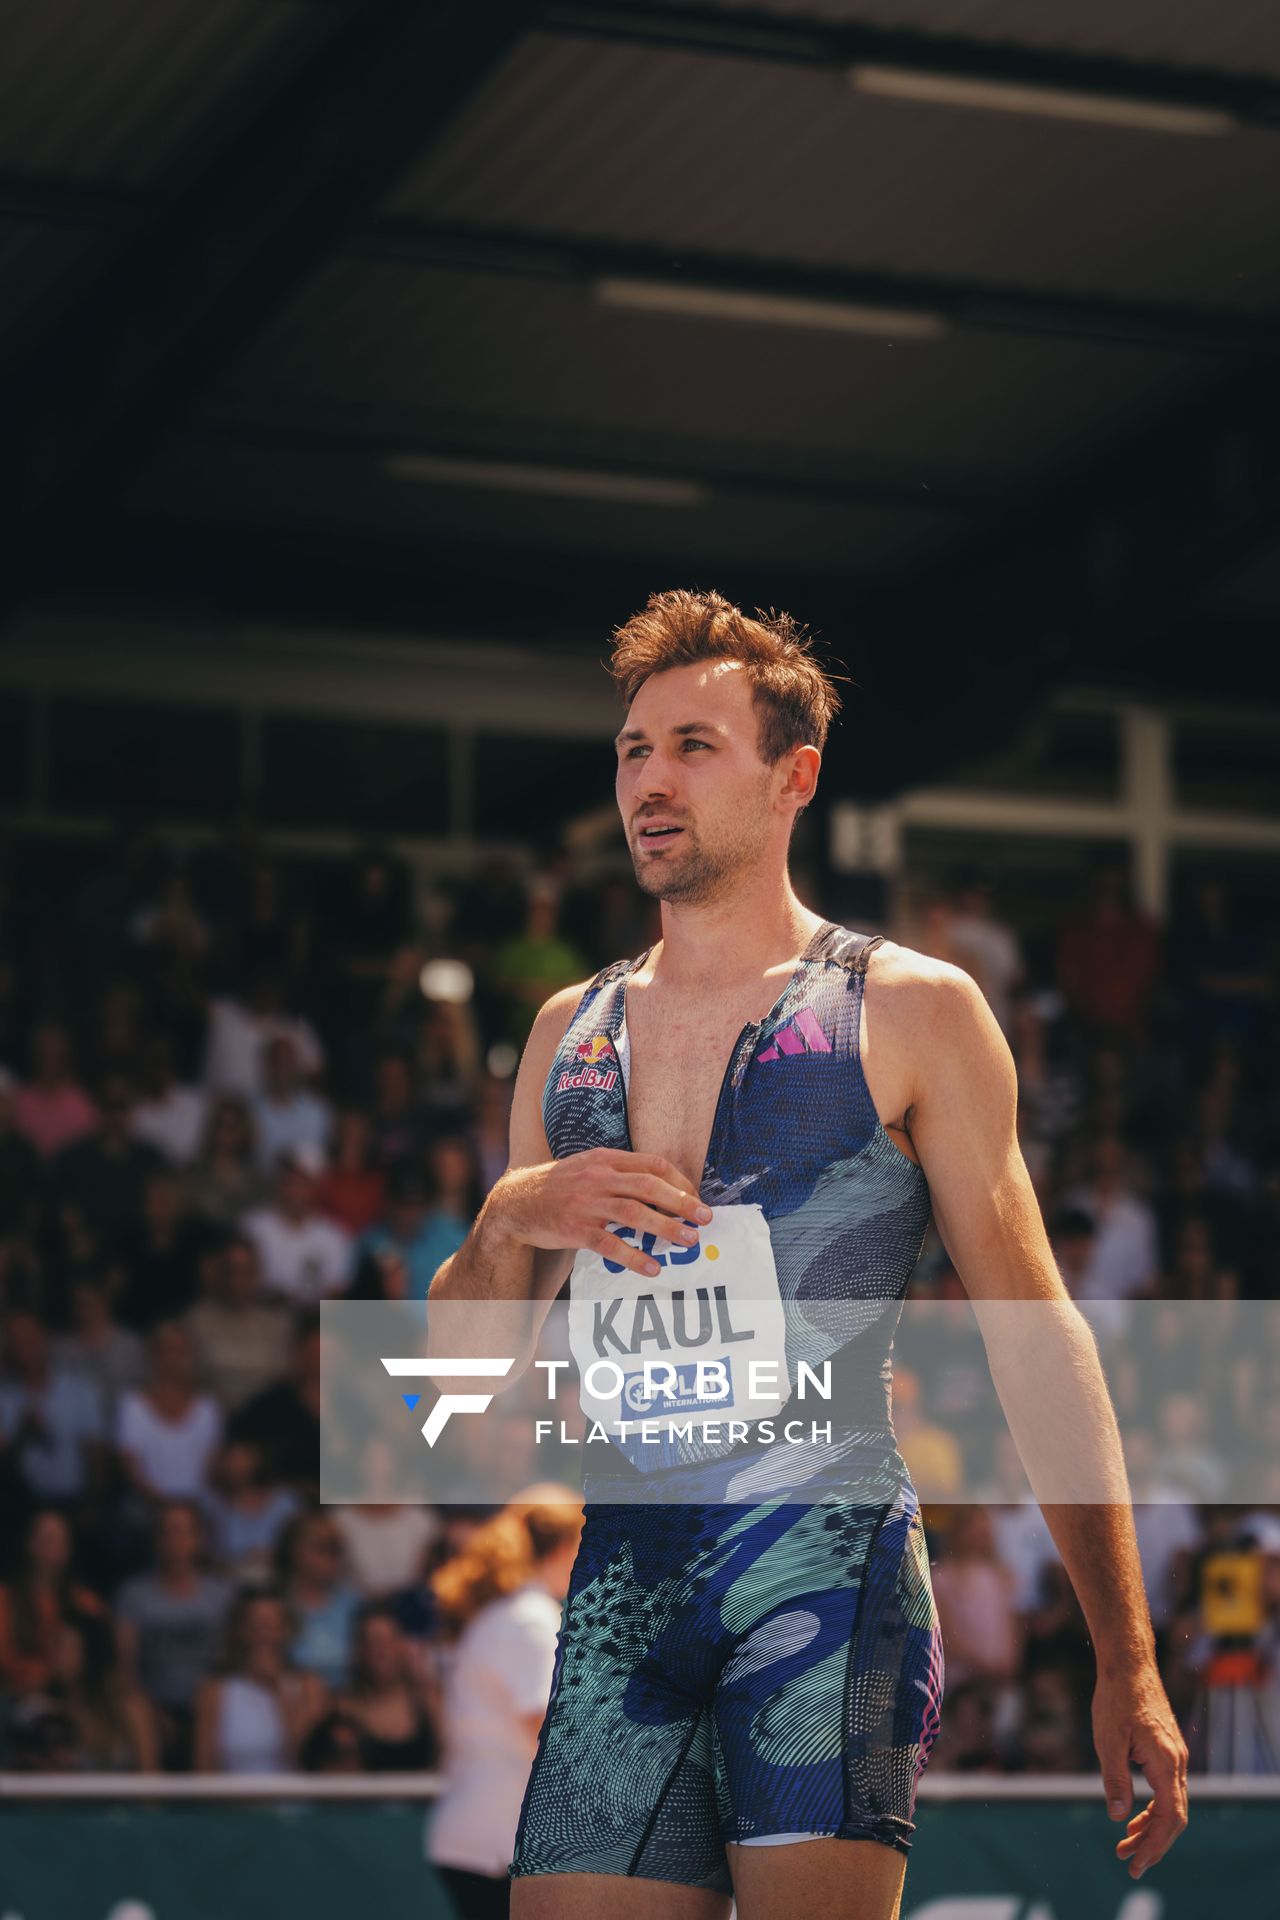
left=568, top=1203, right=791, bottom=1438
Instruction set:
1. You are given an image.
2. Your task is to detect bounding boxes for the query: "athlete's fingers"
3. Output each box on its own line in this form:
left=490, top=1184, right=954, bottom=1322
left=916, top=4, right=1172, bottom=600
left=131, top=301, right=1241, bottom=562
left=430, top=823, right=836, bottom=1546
left=613, top=1171, right=712, bottom=1223
left=1114, top=1806, right=1152, bottom=1855
left=585, top=1228, right=661, bottom=1278
left=607, top=1201, right=702, bottom=1247
left=1119, top=1752, right=1188, bottom=1876
left=1118, top=1800, right=1172, bottom=1877
left=1097, top=1729, right=1134, bottom=1826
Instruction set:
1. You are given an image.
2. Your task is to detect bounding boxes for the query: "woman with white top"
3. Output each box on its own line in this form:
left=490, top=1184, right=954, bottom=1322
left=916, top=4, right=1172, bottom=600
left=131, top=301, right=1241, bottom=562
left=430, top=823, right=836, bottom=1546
left=194, top=1585, right=327, bottom=1773
left=427, top=1487, right=583, bottom=1920
left=115, top=1320, right=222, bottom=1502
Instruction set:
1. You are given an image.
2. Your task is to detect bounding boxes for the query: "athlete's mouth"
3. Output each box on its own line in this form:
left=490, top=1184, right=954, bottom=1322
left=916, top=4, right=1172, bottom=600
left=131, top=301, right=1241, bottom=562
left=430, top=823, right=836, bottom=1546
left=638, top=823, right=685, bottom=845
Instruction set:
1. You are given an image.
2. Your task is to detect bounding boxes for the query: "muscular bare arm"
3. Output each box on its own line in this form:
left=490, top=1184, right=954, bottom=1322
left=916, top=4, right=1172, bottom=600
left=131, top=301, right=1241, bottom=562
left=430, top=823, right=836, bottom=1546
left=873, top=949, right=1188, bottom=1881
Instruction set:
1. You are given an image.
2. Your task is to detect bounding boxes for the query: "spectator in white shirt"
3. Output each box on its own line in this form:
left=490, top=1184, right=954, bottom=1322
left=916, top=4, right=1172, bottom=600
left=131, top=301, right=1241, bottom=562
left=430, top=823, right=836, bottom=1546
left=427, top=1488, right=583, bottom=1914
left=244, top=1147, right=354, bottom=1305
left=250, top=1036, right=333, bottom=1174
left=336, top=1504, right=440, bottom=1600
left=116, top=1321, right=223, bottom=1503
left=204, top=972, right=324, bottom=1100
left=193, top=1585, right=327, bottom=1774
left=131, top=1034, right=208, bottom=1168
left=334, top=1442, right=439, bottom=1598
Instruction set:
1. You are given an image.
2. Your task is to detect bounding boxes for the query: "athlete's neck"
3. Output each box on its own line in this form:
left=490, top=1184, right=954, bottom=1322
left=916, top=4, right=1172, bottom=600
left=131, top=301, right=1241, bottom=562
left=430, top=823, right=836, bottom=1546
left=649, top=877, right=825, bottom=995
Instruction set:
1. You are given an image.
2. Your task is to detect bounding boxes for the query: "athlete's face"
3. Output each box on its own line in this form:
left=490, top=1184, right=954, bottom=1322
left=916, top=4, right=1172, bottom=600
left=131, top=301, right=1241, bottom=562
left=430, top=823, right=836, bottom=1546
left=616, top=660, right=812, bottom=905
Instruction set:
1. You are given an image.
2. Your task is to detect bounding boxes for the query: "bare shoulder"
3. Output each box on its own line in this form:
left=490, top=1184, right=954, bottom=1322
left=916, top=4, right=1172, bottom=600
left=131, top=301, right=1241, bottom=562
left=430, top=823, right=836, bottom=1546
left=522, top=978, right=595, bottom=1075
left=865, top=938, right=989, bottom=1033
left=863, top=938, right=1006, bottom=1105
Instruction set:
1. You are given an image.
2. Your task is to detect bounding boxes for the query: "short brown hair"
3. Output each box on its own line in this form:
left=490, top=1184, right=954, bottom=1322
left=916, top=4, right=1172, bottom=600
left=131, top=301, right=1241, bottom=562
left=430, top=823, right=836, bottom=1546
left=610, top=588, right=841, bottom=764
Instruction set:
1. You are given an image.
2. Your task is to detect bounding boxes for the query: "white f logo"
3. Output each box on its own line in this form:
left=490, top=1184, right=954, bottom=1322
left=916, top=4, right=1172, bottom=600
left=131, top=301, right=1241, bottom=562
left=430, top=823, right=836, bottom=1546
left=381, top=1356, right=515, bottom=1445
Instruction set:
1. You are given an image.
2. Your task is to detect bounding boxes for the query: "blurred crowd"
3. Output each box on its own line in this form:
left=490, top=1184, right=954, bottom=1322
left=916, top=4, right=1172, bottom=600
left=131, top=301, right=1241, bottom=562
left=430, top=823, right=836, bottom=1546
left=889, top=861, right=1280, bottom=1775
left=0, top=827, right=1277, bottom=1805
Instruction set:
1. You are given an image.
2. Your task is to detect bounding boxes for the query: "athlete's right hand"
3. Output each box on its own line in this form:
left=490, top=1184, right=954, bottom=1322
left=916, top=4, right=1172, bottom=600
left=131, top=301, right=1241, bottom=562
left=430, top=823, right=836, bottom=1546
left=495, top=1149, right=712, bottom=1278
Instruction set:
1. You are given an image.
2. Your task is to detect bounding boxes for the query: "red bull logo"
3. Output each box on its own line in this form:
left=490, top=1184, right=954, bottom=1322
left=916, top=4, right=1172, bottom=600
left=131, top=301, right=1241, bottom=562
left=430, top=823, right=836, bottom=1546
left=559, top=1033, right=618, bottom=1094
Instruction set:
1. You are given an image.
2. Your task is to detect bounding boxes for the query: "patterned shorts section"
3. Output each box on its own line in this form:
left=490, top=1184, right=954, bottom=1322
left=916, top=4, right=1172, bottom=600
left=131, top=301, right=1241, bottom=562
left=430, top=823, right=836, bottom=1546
left=511, top=1487, right=944, bottom=1891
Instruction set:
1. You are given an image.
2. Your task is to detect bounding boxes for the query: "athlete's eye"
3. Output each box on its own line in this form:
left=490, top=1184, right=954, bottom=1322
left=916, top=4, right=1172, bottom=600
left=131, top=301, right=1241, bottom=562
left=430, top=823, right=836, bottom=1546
left=621, top=738, right=710, bottom=760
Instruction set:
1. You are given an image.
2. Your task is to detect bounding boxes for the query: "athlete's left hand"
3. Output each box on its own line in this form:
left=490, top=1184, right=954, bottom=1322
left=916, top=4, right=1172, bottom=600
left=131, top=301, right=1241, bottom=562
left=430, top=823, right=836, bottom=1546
left=1092, top=1661, right=1189, bottom=1879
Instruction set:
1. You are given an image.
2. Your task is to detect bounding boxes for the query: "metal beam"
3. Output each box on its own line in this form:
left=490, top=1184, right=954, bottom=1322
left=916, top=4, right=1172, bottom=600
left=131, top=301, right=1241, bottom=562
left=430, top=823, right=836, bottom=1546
left=0, top=615, right=621, bottom=740
left=20, top=511, right=872, bottom=633
left=1, top=1, right=539, bottom=616
left=2, top=503, right=1075, bottom=801
left=6, top=178, right=1270, bottom=358
left=543, top=2, right=1280, bottom=127
left=187, top=414, right=985, bottom=515
left=25, top=497, right=1280, bottom=794
left=355, top=218, right=1280, bottom=360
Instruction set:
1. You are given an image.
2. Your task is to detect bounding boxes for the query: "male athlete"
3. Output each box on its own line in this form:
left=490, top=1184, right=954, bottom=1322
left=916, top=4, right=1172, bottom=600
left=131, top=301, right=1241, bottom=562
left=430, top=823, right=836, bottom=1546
left=431, top=588, right=1188, bottom=1920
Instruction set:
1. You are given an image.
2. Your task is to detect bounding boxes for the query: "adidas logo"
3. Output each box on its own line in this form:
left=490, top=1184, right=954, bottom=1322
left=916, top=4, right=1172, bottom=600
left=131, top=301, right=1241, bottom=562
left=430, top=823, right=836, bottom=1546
left=757, top=1007, right=833, bottom=1062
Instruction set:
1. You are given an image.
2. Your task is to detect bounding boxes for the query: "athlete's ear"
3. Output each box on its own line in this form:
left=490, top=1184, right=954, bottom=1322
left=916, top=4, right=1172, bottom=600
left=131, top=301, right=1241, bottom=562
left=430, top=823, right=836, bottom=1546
left=779, top=744, right=821, bottom=813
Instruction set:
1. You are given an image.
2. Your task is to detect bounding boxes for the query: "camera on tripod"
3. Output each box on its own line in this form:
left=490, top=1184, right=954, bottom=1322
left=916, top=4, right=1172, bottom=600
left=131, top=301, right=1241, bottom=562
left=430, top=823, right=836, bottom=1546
left=1201, top=1545, right=1265, bottom=1646
left=1192, top=1532, right=1278, bottom=1769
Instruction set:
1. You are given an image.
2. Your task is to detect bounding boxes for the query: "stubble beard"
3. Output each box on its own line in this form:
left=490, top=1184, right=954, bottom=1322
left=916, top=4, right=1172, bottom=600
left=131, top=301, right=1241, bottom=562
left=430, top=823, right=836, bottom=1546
left=632, top=830, right=725, bottom=905
left=630, top=788, right=773, bottom=906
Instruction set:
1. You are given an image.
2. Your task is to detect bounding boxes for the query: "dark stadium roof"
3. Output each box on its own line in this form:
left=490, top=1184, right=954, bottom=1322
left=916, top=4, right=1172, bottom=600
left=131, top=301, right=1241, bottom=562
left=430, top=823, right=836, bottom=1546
left=3, top=0, right=1280, bottom=794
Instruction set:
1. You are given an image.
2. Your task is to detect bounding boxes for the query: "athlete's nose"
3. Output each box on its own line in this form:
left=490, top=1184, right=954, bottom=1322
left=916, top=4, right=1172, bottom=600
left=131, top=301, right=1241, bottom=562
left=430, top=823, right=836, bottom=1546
left=639, top=757, right=677, bottom=801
